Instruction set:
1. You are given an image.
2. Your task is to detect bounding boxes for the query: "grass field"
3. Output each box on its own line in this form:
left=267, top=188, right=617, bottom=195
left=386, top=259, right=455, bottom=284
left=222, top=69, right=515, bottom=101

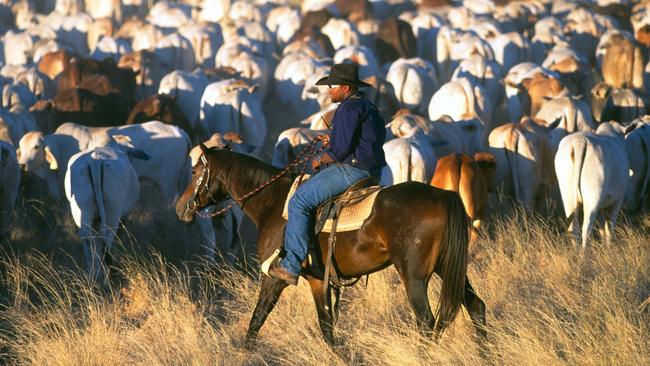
left=0, top=184, right=648, bottom=365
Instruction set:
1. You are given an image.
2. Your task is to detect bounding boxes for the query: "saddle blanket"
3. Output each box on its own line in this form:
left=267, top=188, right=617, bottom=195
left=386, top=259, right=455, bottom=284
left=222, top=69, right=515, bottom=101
left=281, top=174, right=381, bottom=232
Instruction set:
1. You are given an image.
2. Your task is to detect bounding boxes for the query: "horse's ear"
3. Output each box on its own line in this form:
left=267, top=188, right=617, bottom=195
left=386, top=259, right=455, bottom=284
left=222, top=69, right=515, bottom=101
left=199, top=143, right=209, bottom=154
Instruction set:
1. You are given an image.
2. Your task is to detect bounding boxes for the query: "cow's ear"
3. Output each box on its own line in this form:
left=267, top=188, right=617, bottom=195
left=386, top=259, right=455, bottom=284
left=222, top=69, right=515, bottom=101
left=624, top=122, right=638, bottom=135
left=44, top=145, right=58, bottom=170
left=521, top=77, right=532, bottom=90
left=126, top=148, right=150, bottom=161
left=152, top=96, right=161, bottom=112
left=223, top=131, right=244, bottom=144
left=112, top=134, right=134, bottom=148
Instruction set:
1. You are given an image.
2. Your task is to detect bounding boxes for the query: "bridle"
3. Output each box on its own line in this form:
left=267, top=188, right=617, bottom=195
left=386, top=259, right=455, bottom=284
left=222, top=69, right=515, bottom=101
left=187, top=135, right=330, bottom=218
left=186, top=153, right=219, bottom=212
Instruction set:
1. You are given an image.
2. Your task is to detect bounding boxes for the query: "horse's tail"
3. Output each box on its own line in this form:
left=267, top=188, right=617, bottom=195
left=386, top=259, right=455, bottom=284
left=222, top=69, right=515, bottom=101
left=436, top=191, right=469, bottom=329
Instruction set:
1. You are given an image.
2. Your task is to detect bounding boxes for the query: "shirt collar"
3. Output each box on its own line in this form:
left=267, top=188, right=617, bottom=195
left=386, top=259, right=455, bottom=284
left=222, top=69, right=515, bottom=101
left=340, top=92, right=361, bottom=104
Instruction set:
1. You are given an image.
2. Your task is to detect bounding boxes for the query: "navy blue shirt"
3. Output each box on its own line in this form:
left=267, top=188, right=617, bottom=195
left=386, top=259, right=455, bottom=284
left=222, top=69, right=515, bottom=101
left=326, top=94, right=386, bottom=175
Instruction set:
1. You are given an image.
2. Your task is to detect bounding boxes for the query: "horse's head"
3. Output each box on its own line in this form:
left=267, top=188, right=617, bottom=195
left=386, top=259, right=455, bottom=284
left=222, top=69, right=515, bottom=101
left=176, top=144, right=231, bottom=223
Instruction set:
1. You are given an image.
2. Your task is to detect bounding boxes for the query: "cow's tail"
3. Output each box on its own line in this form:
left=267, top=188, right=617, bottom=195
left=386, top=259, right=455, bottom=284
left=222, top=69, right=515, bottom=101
left=505, top=129, right=521, bottom=203
left=436, top=190, right=469, bottom=331
left=271, top=138, right=291, bottom=168
left=399, top=65, right=409, bottom=108
left=406, top=142, right=413, bottom=182
left=177, top=134, right=193, bottom=206
left=567, top=138, right=587, bottom=223
left=638, top=126, right=650, bottom=202
left=88, top=157, right=107, bottom=246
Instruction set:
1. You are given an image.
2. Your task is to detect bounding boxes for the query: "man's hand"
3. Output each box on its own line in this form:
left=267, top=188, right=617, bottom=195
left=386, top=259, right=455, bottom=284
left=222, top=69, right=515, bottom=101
left=311, top=155, right=321, bottom=171
left=312, top=152, right=334, bottom=171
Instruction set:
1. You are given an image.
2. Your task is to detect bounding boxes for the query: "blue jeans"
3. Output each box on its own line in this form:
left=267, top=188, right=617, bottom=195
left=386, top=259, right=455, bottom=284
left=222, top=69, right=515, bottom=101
left=280, top=163, right=371, bottom=275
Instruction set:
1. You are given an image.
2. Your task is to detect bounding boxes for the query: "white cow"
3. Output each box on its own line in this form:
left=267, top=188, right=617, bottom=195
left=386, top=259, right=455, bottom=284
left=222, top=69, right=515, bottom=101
left=147, top=1, right=191, bottom=29
left=322, top=18, right=361, bottom=51
left=154, top=32, right=196, bottom=72
left=178, top=23, right=224, bottom=68
left=387, top=112, right=484, bottom=158
left=555, top=122, right=629, bottom=249
left=158, top=70, right=209, bottom=137
left=3, top=31, right=35, bottom=66
left=2, top=82, right=37, bottom=110
left=381, top=132, right=439, bottom=186
left=387, top=57, right=438, bottom=115
left=451, top=55, right=503, bottom=113
left=19, top=122, right=192, bottom=205
left=503, top=62, right=554, bottom=123
left=0, top=141, right=20, bottom=236
left=199, top=79, right=267, bottom=157
left=428, top=78, right=493, bottom=140
left=622, top=118, right=650, bottom=211
left=487, top=32, right=531, bottom=74
left=65, top=137, right=147, bottom=283
left=198, top=0, right=231, bottom=23
left=534, top=96, right=597, bottom=153
left=91, top=36, right=133, bottom=63
left=18, top=130, right=84, bottom=201
left=215, top=43, right=270, bottom=100
left=0, top=105, right=38, bottom=146
left=272, top=127, right=328, bottom=168
left=266, top=6, right=301, bottom=51
left=274, top=53, right=327, bottom=118
left=488, top=117, right=559, bottom=210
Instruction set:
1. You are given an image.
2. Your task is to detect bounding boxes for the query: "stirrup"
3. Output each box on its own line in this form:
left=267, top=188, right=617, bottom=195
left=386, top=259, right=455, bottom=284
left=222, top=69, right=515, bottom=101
left=261, top=248, right=282, bottom=276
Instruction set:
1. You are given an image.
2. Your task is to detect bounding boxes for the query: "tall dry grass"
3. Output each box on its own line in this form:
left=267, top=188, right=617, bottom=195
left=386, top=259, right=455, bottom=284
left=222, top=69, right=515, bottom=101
left=0, top=199, right=648, bottom=365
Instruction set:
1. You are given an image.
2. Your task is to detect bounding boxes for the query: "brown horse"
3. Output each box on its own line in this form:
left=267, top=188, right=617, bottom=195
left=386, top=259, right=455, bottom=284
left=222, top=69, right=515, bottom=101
left=176, top=146, right=486, bottom=347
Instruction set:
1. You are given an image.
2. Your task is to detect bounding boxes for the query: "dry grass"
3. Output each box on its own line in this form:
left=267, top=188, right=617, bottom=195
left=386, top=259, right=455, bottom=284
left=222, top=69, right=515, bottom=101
left=0, top=189, right=648, bottom=365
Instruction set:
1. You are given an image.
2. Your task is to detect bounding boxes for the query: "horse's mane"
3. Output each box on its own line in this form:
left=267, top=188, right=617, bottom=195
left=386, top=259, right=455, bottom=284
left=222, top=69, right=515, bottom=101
left=212, top=149, right=293, bottom=209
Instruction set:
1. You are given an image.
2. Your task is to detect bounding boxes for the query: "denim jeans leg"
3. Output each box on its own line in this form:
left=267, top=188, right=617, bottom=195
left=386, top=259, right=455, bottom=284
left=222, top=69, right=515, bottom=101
left=281, top=164, right=371, bottom=275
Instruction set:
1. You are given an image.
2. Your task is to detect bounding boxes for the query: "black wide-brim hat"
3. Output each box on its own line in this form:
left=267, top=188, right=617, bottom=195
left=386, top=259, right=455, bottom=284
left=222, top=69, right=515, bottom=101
left=315, top=63, right=372, bottom=88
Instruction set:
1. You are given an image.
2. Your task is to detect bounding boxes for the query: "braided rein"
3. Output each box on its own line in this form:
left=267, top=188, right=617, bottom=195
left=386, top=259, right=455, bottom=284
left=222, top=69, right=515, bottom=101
left=195, top=135, right=329, bottom=218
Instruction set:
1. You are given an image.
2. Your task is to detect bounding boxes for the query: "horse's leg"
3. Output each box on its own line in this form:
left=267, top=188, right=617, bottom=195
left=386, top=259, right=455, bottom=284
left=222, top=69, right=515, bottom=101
left=245, top=276, right=288, bottom=348
left=463, top=279, right=486, bottom=339
left=396, top=266, right=435, bottom=338
left=307, top=278, right=342, bottom=347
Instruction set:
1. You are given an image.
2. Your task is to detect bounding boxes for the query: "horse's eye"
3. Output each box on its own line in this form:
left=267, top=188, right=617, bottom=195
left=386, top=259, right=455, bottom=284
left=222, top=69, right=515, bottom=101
left=34, top=145, right=39, bottom=149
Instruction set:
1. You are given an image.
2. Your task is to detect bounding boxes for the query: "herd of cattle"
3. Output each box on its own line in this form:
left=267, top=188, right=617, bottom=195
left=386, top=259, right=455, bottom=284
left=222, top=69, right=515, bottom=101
left=0, top=0, right=650, bottom=281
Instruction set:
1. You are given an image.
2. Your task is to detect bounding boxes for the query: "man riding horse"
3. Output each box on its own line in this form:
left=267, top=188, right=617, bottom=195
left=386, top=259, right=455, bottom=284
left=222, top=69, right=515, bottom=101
left=267, top=63, right=387, bottom=285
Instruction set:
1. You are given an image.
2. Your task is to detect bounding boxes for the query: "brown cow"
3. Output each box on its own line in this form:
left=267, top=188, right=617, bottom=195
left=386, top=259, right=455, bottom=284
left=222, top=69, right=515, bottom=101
left=57, top=58, right=137, bottom=104
left=431, top=152, right=496, bottom=249
left=289, top=25, right=335, bottom=58
left=375, top=17, right=417, bottom=65
left=125, top=94, right=194, bottom=141
left=601, top=37, right=645, bottom=90
left=335, top=0, right=372, bottom=22
left=38, top=49, right=75, bottom=80
left=29, top=88, right=129, bottom=130
left=520, top=72, right=566, bottom=117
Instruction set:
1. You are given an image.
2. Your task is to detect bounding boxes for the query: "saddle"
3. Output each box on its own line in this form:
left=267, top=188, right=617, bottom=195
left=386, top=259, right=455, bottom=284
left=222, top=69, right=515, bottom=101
left=264, top=174, right=383, bottom=288
left=281, top=175, right=383, bottom=233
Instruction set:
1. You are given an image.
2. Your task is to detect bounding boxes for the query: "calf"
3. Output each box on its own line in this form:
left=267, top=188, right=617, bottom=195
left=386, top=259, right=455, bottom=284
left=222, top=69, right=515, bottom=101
left=431, top=152, right=496, bottom=245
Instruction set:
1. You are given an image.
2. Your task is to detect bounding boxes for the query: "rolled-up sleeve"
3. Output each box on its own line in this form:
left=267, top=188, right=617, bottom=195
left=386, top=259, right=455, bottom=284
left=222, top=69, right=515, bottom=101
left=327, top=102, right=364, bottom=161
